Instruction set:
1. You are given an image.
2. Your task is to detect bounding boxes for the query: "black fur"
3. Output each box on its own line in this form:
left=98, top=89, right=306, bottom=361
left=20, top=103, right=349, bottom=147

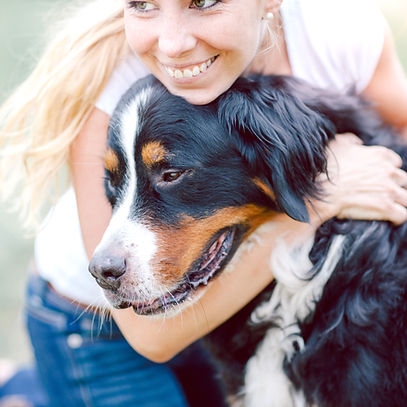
left=211, top=75, right=407, bottom=406
left=105, top=74, right=407, bottom=406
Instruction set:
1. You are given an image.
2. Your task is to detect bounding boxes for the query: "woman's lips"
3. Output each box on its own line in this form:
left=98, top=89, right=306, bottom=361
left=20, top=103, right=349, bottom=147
left=162, top=56, right=218, bottom=79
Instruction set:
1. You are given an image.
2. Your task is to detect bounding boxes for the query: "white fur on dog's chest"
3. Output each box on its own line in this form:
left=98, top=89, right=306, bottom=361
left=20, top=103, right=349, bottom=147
left=239, top=234, right=346, bottom=407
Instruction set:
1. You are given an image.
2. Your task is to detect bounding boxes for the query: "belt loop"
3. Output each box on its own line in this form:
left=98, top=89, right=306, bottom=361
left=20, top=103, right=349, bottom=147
left=26, top=274, right=49, bottom=308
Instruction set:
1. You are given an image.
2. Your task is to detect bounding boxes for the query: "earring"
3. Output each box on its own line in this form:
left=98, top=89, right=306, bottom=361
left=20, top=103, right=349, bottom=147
left=263, top=11, right=274, bottom=20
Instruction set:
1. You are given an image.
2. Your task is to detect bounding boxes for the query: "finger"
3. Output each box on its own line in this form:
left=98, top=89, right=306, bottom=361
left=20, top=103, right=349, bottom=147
left=393, top=168, right=407, bottom=187
left=338, top=204, right=407, bottom=225
left=385, top=204, right=407, bottom=225
left=368, top=145, right=403, bottom=168
left=336, top=133, right=363, bottom=145
left=337, top=207, right=381, bottom=220
left=384, top=149, right=403, bottom=168
left=394, top=184, right=407, bottom=207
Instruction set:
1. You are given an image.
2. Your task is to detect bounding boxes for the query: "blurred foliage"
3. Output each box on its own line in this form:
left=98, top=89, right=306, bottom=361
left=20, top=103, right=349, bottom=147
left=0, top=0, right=406, bottom=363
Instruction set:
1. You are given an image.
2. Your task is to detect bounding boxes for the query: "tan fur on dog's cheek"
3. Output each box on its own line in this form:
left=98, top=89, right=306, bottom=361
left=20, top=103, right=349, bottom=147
left=150, top=205, right=277, bottom=286
left=155, top=259, right=183, bottom=285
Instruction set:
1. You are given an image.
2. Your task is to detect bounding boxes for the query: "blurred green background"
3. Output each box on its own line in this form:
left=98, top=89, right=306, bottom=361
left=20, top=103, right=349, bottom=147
left=0, top=1, right=66, bottom=364
left=0, top=0, right=406, bottom=365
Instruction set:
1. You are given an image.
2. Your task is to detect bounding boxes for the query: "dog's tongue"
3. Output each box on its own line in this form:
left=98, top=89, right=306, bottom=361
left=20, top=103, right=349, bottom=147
left=199, top=231, right=228, bottom=271
left=188, top=228, right=235, bottom=289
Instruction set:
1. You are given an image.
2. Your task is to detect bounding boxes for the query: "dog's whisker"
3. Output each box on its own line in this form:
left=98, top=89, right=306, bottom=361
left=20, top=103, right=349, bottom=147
left=90, top=309, right=99, bottom=339
left=72, top=303, right=90, bottom=324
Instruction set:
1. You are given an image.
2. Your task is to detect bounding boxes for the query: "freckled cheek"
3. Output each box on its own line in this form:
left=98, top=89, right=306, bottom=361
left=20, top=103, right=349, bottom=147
left=124, top=18, right=156, bottom=55
left=209, top=24, right=260, bottom=65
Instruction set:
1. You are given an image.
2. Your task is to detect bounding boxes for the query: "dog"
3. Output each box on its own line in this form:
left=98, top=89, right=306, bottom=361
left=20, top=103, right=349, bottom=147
left=89, top=74, right=407, bottom=407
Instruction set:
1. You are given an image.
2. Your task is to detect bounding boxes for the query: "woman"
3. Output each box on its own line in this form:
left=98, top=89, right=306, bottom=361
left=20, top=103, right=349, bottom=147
left=1, top=0, right=407, bottom=406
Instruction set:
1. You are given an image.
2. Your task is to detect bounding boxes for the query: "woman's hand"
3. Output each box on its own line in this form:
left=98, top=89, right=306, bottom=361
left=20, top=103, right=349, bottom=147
left=313, top=133, right=407, bottom=224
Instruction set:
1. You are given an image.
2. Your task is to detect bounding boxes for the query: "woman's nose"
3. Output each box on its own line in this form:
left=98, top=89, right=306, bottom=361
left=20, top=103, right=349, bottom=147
left=158, top=18, right=197, bottom=58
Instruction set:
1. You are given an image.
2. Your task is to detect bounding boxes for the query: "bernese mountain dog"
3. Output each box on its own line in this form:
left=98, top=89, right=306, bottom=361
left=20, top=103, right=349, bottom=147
left=89, top=74, right=407, bottom=407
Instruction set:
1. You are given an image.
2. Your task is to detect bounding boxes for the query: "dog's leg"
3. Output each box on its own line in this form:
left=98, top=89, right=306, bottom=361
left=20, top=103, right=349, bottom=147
left=243, top=235, right=346, bottom=407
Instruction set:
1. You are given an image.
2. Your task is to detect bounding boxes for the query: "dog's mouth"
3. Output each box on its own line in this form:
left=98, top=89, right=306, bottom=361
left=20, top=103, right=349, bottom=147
left=128, top=227, right=238, bottom=316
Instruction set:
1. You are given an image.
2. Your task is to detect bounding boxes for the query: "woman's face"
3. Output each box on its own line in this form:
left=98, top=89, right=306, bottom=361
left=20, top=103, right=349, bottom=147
left=124, top=0, right=268, bottom=105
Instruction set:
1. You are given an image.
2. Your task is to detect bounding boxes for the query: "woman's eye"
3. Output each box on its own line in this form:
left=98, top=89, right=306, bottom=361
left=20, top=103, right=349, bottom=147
left=190, top=0, right=220, bottom=10
left=162, top=170, right=185, bottom=183
left=127, top=1, right=156, bottom=12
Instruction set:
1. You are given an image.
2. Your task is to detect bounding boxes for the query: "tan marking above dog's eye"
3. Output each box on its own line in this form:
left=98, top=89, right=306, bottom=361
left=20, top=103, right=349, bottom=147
left=142, top=141, right=167, bottom=167
left=104, top=148, right=119, bottom=173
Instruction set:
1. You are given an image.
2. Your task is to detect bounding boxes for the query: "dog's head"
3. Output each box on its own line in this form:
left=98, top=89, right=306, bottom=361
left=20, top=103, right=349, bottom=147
left=89, top=75, right=335, bottom=315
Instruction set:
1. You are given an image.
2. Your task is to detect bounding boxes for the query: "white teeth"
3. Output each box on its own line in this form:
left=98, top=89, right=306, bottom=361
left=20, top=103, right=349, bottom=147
left=164, top=56, right=216, bottom=79
left=183, top=69, right=193, bottom=78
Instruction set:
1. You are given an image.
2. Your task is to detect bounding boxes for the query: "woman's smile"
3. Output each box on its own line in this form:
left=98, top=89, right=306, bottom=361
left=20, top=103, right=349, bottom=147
left=161, top=55, right=218, bottom=80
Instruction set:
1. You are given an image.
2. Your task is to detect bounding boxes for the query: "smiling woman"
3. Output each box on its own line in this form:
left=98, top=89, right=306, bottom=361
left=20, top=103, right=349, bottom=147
left=1, top=0, right=407, bottom=406
left=124, top=0, right=270, bottom=104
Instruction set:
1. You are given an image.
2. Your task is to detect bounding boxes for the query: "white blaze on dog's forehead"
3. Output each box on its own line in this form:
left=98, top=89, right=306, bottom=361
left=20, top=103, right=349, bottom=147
left=118, top=86, right=153, bottom=195
left=96, top=87, right=158, bottom=278
left=114, top=86, right=152, bottom=229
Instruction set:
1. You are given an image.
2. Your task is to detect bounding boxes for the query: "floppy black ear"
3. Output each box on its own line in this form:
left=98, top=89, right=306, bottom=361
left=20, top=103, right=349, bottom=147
left=216, top=76, right=336, bottom=222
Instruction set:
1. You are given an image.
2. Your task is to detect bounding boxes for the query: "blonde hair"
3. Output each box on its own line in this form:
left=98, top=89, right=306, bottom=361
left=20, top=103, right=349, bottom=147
left=0, top=0, right=130, bottom=229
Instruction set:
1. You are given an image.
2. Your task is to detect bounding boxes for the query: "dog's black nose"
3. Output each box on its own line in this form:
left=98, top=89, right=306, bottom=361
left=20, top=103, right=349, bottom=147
left=89, top=255, right=126, bottom=291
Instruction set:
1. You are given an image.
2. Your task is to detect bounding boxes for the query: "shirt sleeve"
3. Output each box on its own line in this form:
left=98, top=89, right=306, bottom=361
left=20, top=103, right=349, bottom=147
left=338, top=0, right=386, bottom=93
left=314, top=0, right=386, bottom=93
left=283, top=0, right=386, bottom=94
left=95, top=53, right=150, bottom=116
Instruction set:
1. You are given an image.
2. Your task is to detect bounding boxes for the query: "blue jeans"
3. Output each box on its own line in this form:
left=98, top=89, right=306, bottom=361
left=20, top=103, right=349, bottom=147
left=25, top=274, right=225, bottom=407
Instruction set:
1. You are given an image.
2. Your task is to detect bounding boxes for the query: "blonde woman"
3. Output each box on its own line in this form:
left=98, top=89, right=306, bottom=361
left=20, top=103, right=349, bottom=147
left=1, top=0, right=407, bottom=406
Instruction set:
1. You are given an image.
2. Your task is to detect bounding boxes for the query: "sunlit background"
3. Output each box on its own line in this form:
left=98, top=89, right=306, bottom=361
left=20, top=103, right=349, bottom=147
left=0, top=0, right=406, bottom=365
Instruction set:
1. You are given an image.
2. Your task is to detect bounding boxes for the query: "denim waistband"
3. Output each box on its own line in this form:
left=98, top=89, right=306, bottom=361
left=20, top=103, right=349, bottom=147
left=26, top=273, right=122, bottom=337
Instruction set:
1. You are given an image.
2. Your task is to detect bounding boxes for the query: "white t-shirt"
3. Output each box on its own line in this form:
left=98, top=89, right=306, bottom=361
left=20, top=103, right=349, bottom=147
left=34, top=0, right=385, bottom=306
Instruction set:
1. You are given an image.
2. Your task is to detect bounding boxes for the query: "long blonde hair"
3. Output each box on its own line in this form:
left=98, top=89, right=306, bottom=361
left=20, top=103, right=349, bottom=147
left=0, top=0, right=129, bottom=229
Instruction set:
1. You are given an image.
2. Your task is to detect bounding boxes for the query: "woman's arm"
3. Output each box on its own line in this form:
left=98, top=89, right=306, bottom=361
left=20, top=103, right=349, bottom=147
left=70, top=107, right=407, bottom=362
left=112, top=213, right=317, bottom=362
left=363, top=24, right=407, bottom=136
left=70, top=108, right=112, bottom=258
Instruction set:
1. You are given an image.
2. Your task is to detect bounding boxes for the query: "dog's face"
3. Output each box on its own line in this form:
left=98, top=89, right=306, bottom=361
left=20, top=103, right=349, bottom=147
left=89, top=75, right=333, bottom=315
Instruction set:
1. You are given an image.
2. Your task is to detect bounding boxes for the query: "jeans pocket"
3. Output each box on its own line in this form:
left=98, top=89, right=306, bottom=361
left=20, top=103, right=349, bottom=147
left=25, top=293, right=67, bottom=329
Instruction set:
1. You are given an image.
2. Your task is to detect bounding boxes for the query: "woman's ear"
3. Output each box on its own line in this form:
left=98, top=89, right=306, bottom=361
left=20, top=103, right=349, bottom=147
left=264, top=0, right=283, bottom=17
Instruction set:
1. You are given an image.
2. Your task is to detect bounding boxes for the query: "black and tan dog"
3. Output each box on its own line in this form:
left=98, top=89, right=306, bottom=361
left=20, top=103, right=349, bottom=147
left=89, top=74, right=407, bottom=407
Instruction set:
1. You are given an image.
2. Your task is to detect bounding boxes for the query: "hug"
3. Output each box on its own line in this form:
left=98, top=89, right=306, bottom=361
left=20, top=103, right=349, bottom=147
left=89, top=73, right=407, bottom=406
left=1, top=0, right=407, bottom=406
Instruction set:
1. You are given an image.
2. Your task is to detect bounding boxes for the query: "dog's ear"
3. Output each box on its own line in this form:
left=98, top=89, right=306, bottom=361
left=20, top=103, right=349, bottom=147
left=216, top=76, right=336, bottom=222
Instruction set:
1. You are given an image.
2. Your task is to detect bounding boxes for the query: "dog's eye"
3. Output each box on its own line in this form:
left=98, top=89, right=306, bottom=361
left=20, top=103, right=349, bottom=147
left=162, top=170, right=185, bottom=183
